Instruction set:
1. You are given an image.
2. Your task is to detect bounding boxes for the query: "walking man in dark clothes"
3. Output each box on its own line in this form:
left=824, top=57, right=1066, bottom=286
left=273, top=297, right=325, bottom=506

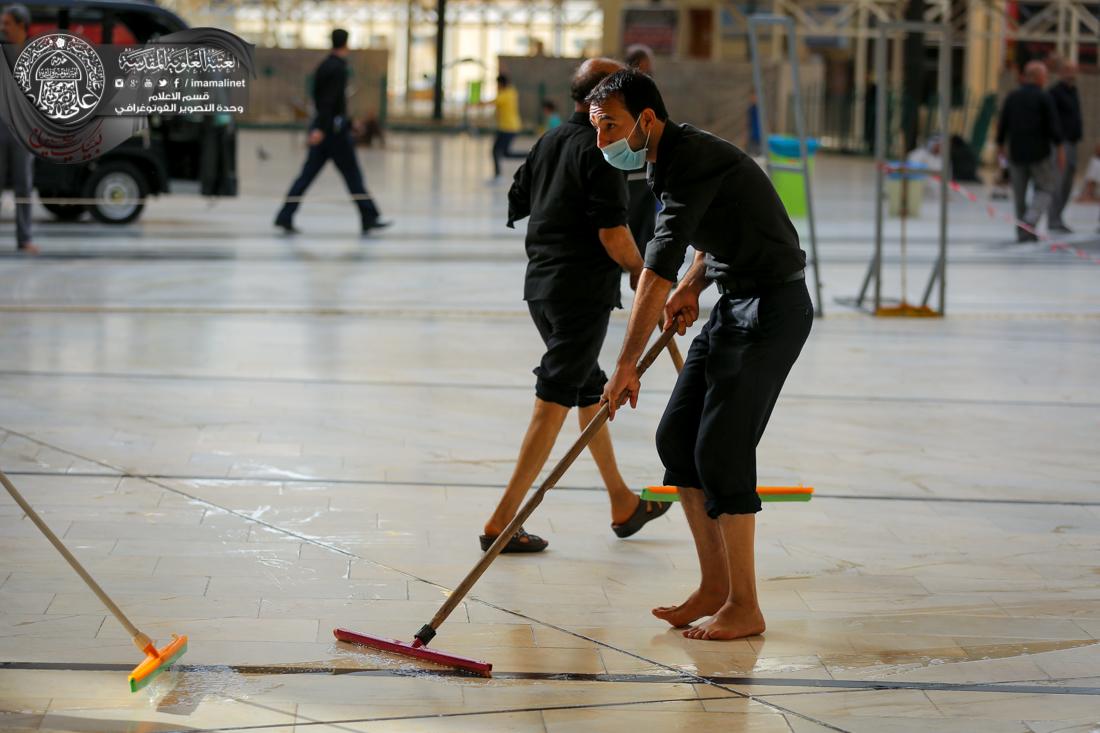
left=1048, top=61, right=1081, bottom=234
left=592, top=69, right=813, bottom=640
left=0, top=4, right=35, bottom=254
left=275, top=29, right=390, bottom=235
left=480, top=58, right=671, bottom=554
left=996, top=61, right=1064, bottom=242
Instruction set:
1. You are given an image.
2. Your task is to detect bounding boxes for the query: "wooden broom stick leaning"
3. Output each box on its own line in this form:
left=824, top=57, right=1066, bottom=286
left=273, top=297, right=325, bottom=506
left=413, top=327, right=678, bottom=646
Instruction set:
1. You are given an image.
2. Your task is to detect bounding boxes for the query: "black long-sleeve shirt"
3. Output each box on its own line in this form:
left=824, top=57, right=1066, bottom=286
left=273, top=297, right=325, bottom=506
left=508, top=111, right=630, bottom=307
left=996, top=83, right=1063, bottom=164
left=644, top=121, right=806, bottom=287
left=311, top=54, right=348, bottom=134
left=1049, top=81, right=1082, bottom=144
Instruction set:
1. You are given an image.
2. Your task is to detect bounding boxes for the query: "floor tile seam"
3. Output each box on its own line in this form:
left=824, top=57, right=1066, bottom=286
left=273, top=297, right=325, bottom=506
left=5, top=663, right=1100, bottom=696
left=190, top=695, right=751, bottom=733
left=2, top=303, right=1100, bottom=322
left=3, top=252, right=1097, bottom=271
left=4, top=370, right=1099, bottom=411
left=8, top=467, right=1100, bottom=510
left=0, top=427, right=851, bottom=733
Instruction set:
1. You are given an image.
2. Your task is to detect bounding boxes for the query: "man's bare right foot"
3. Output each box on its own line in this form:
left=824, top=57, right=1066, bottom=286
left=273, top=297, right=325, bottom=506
left=683, top=601, right=766, bottom=640
left=652, top=588, right=725, bottom=628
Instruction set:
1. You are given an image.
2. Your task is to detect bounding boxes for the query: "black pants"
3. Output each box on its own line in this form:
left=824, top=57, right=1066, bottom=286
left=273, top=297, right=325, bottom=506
left=276, top=128, right=380, bottom=227
left=492, top=131, right=523, bottom=178
left=527, top=300, right=612, bottom=408
left=656, top=280, right=812, bottom=517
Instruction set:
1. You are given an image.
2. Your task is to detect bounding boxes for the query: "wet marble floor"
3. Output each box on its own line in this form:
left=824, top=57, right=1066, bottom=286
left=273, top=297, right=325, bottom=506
left=0, top=130, right=1098, bottom=732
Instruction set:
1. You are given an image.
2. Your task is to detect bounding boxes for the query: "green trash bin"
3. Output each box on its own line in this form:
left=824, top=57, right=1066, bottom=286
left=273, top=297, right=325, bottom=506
left=467, top=79, right=483, bottom=105
left=767, top=134, right=819, bottom=218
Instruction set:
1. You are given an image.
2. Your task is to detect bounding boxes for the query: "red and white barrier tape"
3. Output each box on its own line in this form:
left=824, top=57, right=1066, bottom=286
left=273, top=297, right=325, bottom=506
left=936, top=176, right=1099, bottom=264
left=880, top=162, right=1100, bottom=265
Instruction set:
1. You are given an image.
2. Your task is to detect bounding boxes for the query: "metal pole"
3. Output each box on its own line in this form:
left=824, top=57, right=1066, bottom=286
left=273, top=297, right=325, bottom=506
left=937, top=22, right=950, bottom=314
left=873, top=27, right=887, bottom=313
left=853, top=3, right=868, bottom=147
left=432, top=0, right=446, bottom=121
left=783, top=18, right=824, bottom=317
left=919, top=21, right=951, bottom=313
left=748, top=24, right=771, bottom=177
left=749, top=15, right=824, bottom=317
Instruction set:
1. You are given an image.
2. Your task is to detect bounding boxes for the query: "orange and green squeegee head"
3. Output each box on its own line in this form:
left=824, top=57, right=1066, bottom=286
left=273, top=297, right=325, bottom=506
left=640, top=485, right=814, bottom=503
left=129, top=634, right=188, bottom=692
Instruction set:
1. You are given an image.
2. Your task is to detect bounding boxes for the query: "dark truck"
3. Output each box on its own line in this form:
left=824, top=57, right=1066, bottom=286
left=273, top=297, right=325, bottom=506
left=21, top=0, right=237, bottom=223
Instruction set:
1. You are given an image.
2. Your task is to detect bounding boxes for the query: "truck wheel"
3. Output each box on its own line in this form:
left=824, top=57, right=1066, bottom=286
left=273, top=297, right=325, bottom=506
left=43, top=202, right=86, bottom=221
left=85, top=162, right=147, bottom=224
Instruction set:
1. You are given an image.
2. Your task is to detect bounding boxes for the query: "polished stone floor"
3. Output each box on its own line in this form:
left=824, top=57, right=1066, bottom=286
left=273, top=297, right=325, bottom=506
left=0, top=130, right=1098, bottom=732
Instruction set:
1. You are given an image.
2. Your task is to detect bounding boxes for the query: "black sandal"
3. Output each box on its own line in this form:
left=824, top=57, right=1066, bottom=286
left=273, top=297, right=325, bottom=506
left=479, top=527, right=549, bottom=553
left=612, top=497, right=672, bottom=538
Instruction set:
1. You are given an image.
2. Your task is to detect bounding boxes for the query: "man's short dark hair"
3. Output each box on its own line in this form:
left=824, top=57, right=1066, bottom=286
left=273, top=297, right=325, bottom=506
left=496, top=73, right=510, bottom=87
left=2, top=4, right=30, bottom=29
left=332, top=28, right=349, bottom=49
left=585, top=68, right=668, bottom=121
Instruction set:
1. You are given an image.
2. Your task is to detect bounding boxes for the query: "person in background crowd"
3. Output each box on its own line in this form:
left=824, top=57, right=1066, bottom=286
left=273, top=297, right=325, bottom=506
left=274, top=29, right=390, bottom=235
left=1074, top=143, right=1100, bottom=233
left=488, top=73, right=524, bottom=181
left=541, top=99, right=561, bottom=132
left=0, top=3, right=36, bottom=255
left=995, top=60, right=1064, bottom=242
left=1048, top=61, right=1082, bottom=233
left=624, top=44, right=655, bottom=76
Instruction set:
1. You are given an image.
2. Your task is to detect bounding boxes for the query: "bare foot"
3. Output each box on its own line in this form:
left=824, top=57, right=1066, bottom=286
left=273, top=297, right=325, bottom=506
left=652, top=588, right=726, bottom=628
left=682, top=602, right=765, bottom=640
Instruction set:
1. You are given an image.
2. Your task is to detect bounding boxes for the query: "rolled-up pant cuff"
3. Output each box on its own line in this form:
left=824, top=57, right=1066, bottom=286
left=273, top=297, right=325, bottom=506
left=662, top=470, right=700, bottom=491
left=535, top=378, right=580, bottom=408
left=704, top=492, right=762, bottom=517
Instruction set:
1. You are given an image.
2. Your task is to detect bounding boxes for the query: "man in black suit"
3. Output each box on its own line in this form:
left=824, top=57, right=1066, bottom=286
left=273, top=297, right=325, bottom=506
left=275, top=29, right=389, bottom=235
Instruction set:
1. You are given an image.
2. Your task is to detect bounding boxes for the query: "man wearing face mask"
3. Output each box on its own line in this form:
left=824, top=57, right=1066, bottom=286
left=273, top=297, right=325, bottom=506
left=480, top=58, right=669, bottom=554
left=0, top=3, right=36, bottom=254
left=589, top=69, right=812, bottom=641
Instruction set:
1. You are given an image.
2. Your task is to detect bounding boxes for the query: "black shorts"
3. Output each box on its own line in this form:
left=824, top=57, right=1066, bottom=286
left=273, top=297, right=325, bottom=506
left=655, top=279, right=812, bottom=517
left=527, top=300, right=612, bottom=408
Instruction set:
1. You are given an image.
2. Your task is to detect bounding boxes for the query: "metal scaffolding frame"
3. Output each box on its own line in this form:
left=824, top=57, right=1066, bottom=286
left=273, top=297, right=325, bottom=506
left=748, top=14, right=825, bottom=318
left=853, top=20, right=952, bottom=316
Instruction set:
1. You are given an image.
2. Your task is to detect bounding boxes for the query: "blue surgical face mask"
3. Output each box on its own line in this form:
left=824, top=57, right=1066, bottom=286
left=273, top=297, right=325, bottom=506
left=601, top=117, right=650, bottom=170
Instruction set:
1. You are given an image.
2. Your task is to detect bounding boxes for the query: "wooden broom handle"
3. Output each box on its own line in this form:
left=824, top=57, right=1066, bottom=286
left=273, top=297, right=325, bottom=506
left=0, top=470, right=147, bottom=645
left=419, top=327, right=677, bottom=641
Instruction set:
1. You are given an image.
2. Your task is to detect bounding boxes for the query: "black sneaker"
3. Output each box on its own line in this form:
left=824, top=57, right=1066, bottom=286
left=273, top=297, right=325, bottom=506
left=1049, top=224, right=1073, bottom=234
left=275, top=220, right=300, bottom=234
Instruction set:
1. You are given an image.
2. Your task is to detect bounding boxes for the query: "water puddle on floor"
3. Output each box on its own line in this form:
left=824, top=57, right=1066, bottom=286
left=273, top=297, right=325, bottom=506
left=143, top=665, right=283, bottom=713
left=824, top=639, right=1099, bottom=678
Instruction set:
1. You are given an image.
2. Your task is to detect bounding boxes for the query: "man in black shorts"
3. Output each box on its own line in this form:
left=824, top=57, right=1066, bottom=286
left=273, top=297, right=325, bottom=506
left=481, top=58, right=671, bottom=553
left=590, top=69, right=813, bottom=639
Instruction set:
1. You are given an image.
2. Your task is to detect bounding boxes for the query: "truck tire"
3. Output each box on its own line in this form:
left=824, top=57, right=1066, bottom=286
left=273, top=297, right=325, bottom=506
left=84, top=161, right=147, bottom=224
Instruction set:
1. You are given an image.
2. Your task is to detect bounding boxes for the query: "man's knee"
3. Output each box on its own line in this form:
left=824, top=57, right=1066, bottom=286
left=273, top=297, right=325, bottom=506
left=656, top=414, right=697, bottom=482
left=534, top=375, right=580, bottom=408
